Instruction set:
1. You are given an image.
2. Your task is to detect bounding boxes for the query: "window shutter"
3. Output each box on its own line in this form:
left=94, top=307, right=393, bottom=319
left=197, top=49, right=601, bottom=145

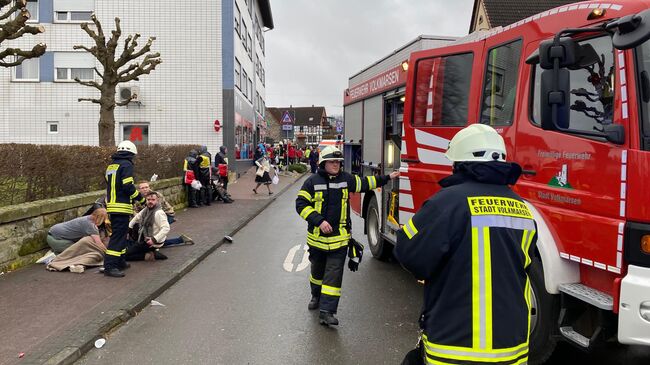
left=53, top=0, right=94, bottom=11
left=40, top=52, right=54, bottom=82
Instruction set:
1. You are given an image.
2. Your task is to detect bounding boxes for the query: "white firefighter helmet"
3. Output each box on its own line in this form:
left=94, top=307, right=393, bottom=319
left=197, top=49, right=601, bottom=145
left=117, top=140, right=138, bottom=155
left=445, top=124, right=506, bottom=163
left=318, top=145, right=344, bottom=165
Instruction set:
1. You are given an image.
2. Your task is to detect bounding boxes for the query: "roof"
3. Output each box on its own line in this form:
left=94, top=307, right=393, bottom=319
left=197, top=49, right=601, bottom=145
left=470, top=0, right=578, bottom=32
left=267, top=106, right=327, bottom=126
left=258, top=0, right=274, bottom=30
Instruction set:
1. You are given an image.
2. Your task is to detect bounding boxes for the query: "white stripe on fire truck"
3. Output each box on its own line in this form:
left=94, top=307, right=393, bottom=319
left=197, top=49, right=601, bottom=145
left=401, top=140, right=407, bottom=154
left=620, top=150, right=627, bottom=218
left=415, top=129, right=450, bottom=150
left=399, top=193, right=414, bottom=209
left=560, top=252, right=613, bottom=273
left=400, top=178, right=411, bottom=191
left=417, top=148, right=453, bottom=166
left=399, top=210, right=414, bottom=224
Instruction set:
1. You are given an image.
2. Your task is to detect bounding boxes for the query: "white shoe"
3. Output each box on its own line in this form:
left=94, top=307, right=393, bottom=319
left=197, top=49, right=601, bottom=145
left=69, top=265, right=85, bottom=273
left=36, top=251, right=56, bottom=264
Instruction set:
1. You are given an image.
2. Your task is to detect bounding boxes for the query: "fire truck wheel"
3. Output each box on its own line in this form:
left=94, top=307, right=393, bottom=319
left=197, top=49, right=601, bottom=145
left=365, top=197, right=392, bottom=260
left=528, top=256, right=560, bottom=365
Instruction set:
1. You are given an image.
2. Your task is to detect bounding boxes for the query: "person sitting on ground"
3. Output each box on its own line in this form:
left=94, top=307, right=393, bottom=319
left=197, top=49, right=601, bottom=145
left=125, top=191, right=187, bottom=261
left=46, top=214, right=110, bottom=273
left=133, top=181, right=176, bottom=223
left=47, top=209, right=109, bottom=255
left=132, top=181, right=193, bottom=246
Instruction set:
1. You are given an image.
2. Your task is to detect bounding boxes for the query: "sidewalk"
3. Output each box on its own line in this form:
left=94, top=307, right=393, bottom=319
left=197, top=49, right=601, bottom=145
left=0, top=167, right=305, bottom=365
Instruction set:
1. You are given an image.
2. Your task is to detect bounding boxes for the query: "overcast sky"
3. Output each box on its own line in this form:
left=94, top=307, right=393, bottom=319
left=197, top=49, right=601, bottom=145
left=265, top=0, right=475, bottom=116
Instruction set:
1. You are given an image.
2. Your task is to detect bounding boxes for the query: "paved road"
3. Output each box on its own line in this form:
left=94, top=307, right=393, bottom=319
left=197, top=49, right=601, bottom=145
left=77, top=176, right=650, bottom=365
left=77, top=178, right=423, bottom=364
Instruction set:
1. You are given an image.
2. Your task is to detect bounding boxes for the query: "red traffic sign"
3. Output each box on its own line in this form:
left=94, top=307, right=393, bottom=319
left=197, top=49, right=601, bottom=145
left=214, top=119, right=221, bottom=132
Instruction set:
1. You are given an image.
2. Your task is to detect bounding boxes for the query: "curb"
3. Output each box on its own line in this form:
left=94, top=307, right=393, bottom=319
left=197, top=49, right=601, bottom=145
left=40, top=173, right=306, bottom=365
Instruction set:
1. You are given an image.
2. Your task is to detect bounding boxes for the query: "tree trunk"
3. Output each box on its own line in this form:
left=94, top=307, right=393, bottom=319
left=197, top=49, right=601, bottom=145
left=98, top=87, right=117, bottom=146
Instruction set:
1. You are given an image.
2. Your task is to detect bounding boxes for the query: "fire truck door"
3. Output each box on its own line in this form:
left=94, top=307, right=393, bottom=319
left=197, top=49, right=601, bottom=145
left=382, top=94, right=404, bottom=235
left=514, top=37, right=628, bottom=279
left=401, top=44, right=484, bottom=223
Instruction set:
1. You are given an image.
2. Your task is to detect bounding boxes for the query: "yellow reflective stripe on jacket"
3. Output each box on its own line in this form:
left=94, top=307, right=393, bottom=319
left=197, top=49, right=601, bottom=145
left=307, top=231, right=350, bottom=243
left=297, top=190, right=312, bottom=202
left=309, top=275, right=322, bottom=286
left=122, top=177, right=134, bottom=185
left=340, top=188, right=348, bottom=227
left=521, top=229, right=535, bottom=268
left=314, top=192, right=323, bottom=213
left=403, top=218, right=418, bottom=239
left=306, top=237, right=349, bottom=251
left=300, top=206, right=316, bottom=220
left=106, top=202, right=134, bottom=214
left=471, top=226, right=494, bottom=350
left=130, top=190, right=140, bottom=200
left=366, top=176, right=377, bottom=189
left=423, top=334, right=528, bottom=363
left=525, top=278, right=532, bottom=339
left=321, top=285, right=341, bottom=297
left=354, top=175, right=362, bottom=192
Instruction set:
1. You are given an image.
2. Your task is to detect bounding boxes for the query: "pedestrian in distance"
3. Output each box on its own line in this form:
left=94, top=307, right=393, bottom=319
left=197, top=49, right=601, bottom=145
left=215, top=146, right=230, bottom=191
left=103, top=141, right=145, bottom=278
left=395, top=124, right=537, bottom=365
left=253, top=154, right=274, bottom=195
left=199, top=146, right=213, bottom=206
left=309, top=147, right=319, bottom=174
left=296, top=145, right=399, bottom=326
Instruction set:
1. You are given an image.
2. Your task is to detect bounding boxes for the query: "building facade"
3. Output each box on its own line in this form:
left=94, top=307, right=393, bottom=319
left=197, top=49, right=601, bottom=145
left=0, top=0, right=272, bottom=172
left=267, top=106, right=327, bottom=148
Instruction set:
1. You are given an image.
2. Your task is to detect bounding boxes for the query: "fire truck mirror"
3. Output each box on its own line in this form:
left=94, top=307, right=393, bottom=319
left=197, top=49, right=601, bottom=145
left=539, top=37, right=578, bottom=70
left=540, top=68, right=570, bottom=131
left=610, top=9, right=650, bottom=50
left=567, top=44, right=600, bottom=71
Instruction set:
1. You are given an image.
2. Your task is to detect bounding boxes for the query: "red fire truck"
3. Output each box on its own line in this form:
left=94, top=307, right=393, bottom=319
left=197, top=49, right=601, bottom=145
left=344, top=1, right=650, bottom=362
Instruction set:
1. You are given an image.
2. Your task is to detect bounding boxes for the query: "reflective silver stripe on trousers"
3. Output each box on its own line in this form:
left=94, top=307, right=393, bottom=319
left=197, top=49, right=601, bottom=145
left=471, top=215, right=535, bottom=231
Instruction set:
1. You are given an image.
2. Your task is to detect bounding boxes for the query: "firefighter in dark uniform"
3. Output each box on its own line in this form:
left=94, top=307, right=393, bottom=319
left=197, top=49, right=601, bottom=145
left=104, top=141, right=145, bottom=278
left=395, top=124, right=537, bottom=364
left=199, top=145, right=212, bottom=205
left=296, top=146, right=399, bottom=326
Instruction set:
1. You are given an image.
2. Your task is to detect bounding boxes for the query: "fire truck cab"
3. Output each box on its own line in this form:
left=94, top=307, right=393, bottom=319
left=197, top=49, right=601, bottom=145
left=345, top=1, right=650, bottom=363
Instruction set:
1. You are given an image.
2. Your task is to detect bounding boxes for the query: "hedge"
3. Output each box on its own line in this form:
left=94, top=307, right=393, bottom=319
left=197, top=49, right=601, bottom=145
left=0, top=143, right=198, bottom=207
left=287, top=163, right=308, bottom=174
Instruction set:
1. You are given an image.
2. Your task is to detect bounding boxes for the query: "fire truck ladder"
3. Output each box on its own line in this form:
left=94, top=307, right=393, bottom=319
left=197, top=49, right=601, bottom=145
left=557, top=283, right=616, bottom=350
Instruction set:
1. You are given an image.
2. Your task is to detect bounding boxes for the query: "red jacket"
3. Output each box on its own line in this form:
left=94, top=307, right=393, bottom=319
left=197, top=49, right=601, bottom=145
left=288, top=146, right=296, bottom=158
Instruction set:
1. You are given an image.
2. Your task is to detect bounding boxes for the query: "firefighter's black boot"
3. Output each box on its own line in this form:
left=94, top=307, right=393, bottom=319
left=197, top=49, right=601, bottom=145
left=308, top=296, right=319, bottom=310
left=319, top=311, right=339, bottom=326
left=104, top=267, right=125, bottom=278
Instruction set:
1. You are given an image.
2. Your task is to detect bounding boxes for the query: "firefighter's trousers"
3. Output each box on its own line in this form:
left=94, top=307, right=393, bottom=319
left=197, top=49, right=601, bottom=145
left=308, top=246, right=347, bottom=313
left=104, top=214, right=129, bottom=270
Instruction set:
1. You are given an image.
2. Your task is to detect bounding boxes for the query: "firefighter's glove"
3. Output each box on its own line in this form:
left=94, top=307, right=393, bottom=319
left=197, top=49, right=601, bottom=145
left=347, top=238, right=364, bottom=272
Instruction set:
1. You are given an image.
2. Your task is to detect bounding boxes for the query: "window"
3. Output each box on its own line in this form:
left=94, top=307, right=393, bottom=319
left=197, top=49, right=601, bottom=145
left=122, top=124, right=149, bottom=145
left=14, top=58, right=39, bottom=81
left=636, top=38, right=650, bottom=150
left=26, top=0, right=38, bottom=22
left=54, top=53, right=95, bottom=82
left=242, top=21, right=248, bottom=52
left=47, top=121, right=59, bottom=134
left=247, top=34, right=253, bottom=59
left=56, top=11, right=92, bottom=22
left=234, top=4, right=241, bottom=37
left=235, top=58, right=241, bottom=89
left=242, top=70, right=248, bottom=96
left=480, top=40, right=522, bottom=126
left=412, top=53, right=473, bottom=127
left=532, top=36, right=615, bottom=133
left=248, top=77, right=253, bottom=100
left=53, top=0, right=95, bottom=23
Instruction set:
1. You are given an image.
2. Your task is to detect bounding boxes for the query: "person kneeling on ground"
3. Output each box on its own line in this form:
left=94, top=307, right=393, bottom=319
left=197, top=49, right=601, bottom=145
left=47, top=208, right=109, bottom=255
left=133, top=181, right=193, bottom=246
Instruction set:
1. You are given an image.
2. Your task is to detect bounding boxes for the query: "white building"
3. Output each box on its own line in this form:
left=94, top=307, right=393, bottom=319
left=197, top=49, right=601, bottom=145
left=0, top=0, right=273, bottom=171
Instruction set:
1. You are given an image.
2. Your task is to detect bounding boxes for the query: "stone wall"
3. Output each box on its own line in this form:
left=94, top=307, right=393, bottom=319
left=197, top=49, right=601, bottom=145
left=0, top=178, right=187, bottom=273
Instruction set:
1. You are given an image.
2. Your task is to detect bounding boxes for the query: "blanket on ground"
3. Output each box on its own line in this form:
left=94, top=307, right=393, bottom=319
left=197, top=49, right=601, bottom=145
left=47, top=236, right=105, bottom=271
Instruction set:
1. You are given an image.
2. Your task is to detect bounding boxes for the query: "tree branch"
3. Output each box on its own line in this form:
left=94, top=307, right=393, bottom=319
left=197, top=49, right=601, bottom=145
left=118, top=56, right=162, bottom=83
left=72, top=44, right=98, bottom=57
left=78, top=98, right=101, bottom=104
left=0, top=44, right=46, bottom=66
left=73, top=78, right=102, bottom=90
left=116, top=98, right=133, bottom=107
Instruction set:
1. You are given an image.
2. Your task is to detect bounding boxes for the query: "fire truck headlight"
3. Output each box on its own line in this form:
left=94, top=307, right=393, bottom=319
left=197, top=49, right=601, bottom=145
left=640, top=301, right=650, bottom=322
left=401, top=61, right=409, bottom=72
left=642, top=235, right=650, bottom=254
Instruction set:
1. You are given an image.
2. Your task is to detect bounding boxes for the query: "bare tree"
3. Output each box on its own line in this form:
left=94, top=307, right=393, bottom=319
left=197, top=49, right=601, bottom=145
left=74, top=15, right=162, bottom=146
left=0, top=0, right=46, bottom=67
